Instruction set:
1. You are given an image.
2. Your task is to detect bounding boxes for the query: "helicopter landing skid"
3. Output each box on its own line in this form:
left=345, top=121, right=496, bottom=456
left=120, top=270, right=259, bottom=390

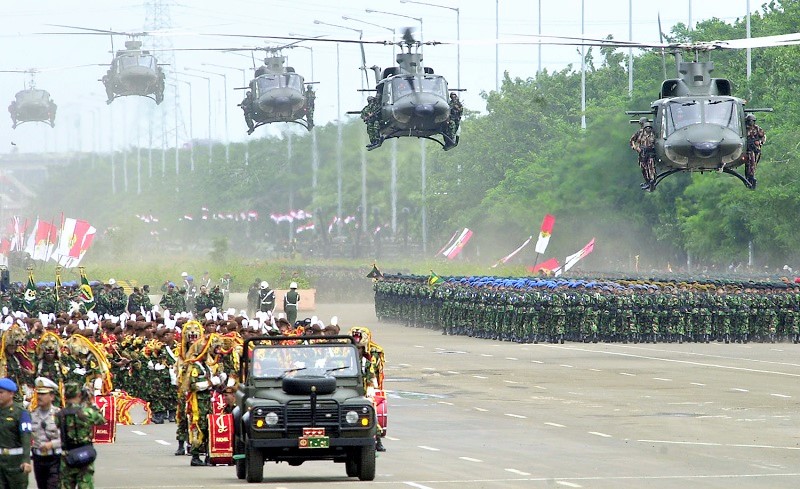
left=644, top=167, right=756, bottom=191
left=721, top=167, right=755, bottom=189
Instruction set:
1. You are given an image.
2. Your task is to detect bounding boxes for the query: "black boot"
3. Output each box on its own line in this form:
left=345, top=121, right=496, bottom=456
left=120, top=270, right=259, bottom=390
left=168, top=411, right=176, bottom=423
left=174, top=441, right=185, bottom=456
left=375, top=437, right=386, bottom=452
left=190, top=454, right=205, bottom=466
left=205, top=456, right=213, bottom=466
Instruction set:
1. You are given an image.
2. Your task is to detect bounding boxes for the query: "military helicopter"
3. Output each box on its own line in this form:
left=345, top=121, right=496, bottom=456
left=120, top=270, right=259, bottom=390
left=240, top=49, right=315, bottom=133
left=626, top=47, right=773, bottom=191
left=43, top=25, right=167, bottom=105
left=1, top=69, right=57, bottom=129
left=360, top=28, right=459, bottom=151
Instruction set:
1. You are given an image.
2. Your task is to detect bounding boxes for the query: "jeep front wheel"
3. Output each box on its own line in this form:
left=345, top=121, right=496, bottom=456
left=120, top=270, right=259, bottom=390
left=245, top=445, right=264, bottom=483
left=235, top=438, right=246, bottom=480
left=358, top=443, right=376, bottom=481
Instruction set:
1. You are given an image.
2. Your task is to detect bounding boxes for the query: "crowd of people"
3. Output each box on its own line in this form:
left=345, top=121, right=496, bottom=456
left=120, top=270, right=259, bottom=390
left=374, top=273, right=800, bottom=344
left=0, top=271, right=387, bottom=487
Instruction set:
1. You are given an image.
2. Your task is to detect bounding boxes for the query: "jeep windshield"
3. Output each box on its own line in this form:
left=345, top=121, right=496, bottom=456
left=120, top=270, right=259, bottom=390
left=251, top=343, right=360, bottom=379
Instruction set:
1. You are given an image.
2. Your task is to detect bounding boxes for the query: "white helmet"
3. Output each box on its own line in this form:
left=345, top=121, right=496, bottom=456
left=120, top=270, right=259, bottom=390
left=108, top=278, right=116, bottom=285
left=181, top=272, right=188, bottom=278
left=290, top=282, right=298, bottom=289
left=260, top=281, right=268, bottom=289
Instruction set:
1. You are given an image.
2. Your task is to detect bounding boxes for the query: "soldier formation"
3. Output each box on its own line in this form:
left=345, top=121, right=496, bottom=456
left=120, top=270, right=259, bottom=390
left=374, top=273, right=800, bottom=345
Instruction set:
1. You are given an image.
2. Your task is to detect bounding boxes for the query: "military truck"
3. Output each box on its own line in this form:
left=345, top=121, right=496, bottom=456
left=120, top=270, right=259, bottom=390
left=233, top=335, right=377, bottom=483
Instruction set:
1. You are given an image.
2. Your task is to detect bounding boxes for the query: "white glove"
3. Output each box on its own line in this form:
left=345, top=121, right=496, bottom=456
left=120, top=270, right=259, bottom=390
left=366, top=386, right=376, bottom=398
left=73, top=367, right=86, bottom=376
left=169, top=367, right=177, bottom=386
left=210, top=376, right=221, bottom=386
left=219, top=372, right=227, bottom=384
left=147, top=361, right=155, bottom=370
left=154, top=364, right=165, bottom=371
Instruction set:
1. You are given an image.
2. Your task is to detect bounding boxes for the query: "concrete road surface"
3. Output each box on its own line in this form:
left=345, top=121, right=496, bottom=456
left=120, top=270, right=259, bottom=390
left=93, top=303, right=800, bottom=488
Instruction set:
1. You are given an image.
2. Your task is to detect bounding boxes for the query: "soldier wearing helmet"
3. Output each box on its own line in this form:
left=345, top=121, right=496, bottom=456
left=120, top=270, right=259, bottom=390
left=630, top=117, right=657, bottom=191
left=361, top=95, right=383, bottom=149
left=258, top=281, right=275, bottom=313
left=744, top=114, right=766, bottom=188
left=283, top=282, right=300, bottom=326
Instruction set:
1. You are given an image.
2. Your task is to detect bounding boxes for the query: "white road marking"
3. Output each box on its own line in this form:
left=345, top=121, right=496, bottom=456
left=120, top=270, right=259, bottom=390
left=638, top=439, right=800, bottom=450
left=505, top=413, right=527, bottom=419
left=531, top=360, right=543, bottom=364
left=438, top=401, right=454, bottom=406
left=414, top=345, right=425, bottom=348
left=556, top=481, right=583, bottom=488
left=404, top=482, right=434, bottom=489
left=620, top=372, right=635, bottom=376
left=459, top=456, right=483, bottom=462
left=473, top=375, right=488, bottom=379
left=505, top=468, right=531, bottom=476
left=544, top=422, right=565, bottom=428
left=551, top=344, right=800, bottom=377
left=474, top=407, right=488, bottom=412
left=506, top=357, right=518, bottom=361
left=447, top=371, right=460, bottom=374
left=653, top=377, right=672, bottom=382
left=560, top=364, right=574, bottom=368
left=588, top=431, right=612, bottom=438
left=731, top=388, right=749, bottom=392
left=155, top=440, right=171, bottom=446
left=534, top=385, right=547, bottom=390
left=386, top=436, right=400, bottom=441
left=503, top=380, right=519, bottom=384
left=132, top=431, right=147, bottom=436
left=422, top=367, right=436, bottom=371
left=690, top=382, right=706, bottom=386
left=480, top=353, right=493, bottom=357
left=589, top=368, right=601, bottom=372
left=770, top=393, right=791, bottom=398
left=418, top=445, right=440, bottom=451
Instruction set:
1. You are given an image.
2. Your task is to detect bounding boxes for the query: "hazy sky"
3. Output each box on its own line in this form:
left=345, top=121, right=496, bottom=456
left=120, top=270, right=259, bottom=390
left=0, top=0, right=765, bottom=154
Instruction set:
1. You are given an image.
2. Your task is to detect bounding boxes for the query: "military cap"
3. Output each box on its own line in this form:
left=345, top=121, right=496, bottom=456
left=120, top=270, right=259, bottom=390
left=0, top=378, right=17, bottom=393
left=64, top=382, right=81, bottom=399
left=35, top=376, right=58, bottom=394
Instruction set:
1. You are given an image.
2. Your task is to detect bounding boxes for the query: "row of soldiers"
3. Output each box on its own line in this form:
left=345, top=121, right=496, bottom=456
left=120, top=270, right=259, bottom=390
left=374, top=274, right=800, bottom=344
left=1, top=279, right=225, bottom=317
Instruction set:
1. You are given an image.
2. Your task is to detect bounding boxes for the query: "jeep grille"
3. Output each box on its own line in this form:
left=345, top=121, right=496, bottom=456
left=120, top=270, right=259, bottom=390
left=286, top=399, right=341, bottom=437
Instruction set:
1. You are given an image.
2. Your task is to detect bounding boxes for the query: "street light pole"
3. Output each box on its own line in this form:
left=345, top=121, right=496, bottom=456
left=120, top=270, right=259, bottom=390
left=398, top=0, right=459, bottom=88
left=202, top=62, right=251, bottom=166
left=178, top=79, right=195, bottom=172
left=179, top=71, right=213, bottom=169
left=188, top=67, right=229, bottom=167
left=289, top=43, right=319, bottom=197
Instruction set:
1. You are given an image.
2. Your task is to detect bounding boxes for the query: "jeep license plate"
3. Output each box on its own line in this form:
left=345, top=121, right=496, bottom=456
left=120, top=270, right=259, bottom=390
left=299, top=427, right=329, bottom=449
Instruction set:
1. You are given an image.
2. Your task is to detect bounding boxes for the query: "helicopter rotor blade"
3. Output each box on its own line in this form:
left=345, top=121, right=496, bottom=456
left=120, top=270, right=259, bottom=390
left=204, top=32, right=395, bottom=46
left=658, top=12, right=667, bottom=78
left=42, top=24, right=133, bottom=36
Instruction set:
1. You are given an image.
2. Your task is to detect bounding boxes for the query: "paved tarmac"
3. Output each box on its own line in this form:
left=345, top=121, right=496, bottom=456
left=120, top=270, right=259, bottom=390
left=92, top=303, right=800, bottom=488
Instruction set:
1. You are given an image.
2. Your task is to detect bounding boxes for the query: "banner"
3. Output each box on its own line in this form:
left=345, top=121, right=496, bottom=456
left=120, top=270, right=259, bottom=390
left=24, top=219, right=58, bottom=262
left=207, top=413, right=234, bottom=463
left=557, top=238, right=596, bottom=275
left=534, top=214, right=556, bottom=254
left=23, top=269, right=36, bottom=314
left=442, top=228, right=473, bottom=259
left=92, top=395, right=117, bottom=444
left=492, top=236, right=532, bottom=268
left=366, top=264, right=383, bottom=279
left=428, top=270, right=443, bottom=287
left=435, top=229, right=460, bottom=256
left=528, top=258, right=560, bottom=275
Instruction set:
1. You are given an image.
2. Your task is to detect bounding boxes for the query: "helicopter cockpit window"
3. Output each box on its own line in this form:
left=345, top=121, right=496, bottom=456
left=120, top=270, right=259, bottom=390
left=136, top=55, right=156, bottom=69
left=664, top=101, right=701, bottom=136
left=255, top=76, right=280, bottom=95
left=16, top=90, right=48, bottom=103
left=420, top=76, right=447, bottom=97
left=392, top=77, right=414, bottom=99
left=704, top=99, right=740, bottom=132
left=118, top=56, right=140, bottom=70
left=282, top=74, right=303, bottom=90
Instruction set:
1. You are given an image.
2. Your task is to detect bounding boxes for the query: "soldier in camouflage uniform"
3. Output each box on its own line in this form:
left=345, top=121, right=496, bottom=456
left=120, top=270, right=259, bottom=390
left=57, top=382, right=105, bottom=489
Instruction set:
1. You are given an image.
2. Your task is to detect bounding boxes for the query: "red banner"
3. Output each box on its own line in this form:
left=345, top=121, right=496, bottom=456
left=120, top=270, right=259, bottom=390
left=372, top=389, right=388, bottom=435
left=207, top=413, right=234, bottom=464
left=92, top=395, right=117, bottom=444
left=211, top=391, right=226, bottom=416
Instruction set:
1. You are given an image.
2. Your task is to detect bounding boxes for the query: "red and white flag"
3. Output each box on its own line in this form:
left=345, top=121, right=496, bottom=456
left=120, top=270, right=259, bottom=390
left=492, top=236, right=532, bottom=268
left=528, top=258, right=560, bottom=275
left=534, top=214, right=555, bottom=254
left=557, top=238, right=596, bottom=275
left=24, top=219, right=58, bottom=261
left=442, top=228, right=473, bottom=260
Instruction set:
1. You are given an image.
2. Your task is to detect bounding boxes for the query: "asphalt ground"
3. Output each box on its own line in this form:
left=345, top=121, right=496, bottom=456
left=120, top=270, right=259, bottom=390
left=91, top=302, right=800, bottom=488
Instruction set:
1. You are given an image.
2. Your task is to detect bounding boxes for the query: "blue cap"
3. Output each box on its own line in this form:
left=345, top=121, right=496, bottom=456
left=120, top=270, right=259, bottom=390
left=0, top=378, right=17, bottom=393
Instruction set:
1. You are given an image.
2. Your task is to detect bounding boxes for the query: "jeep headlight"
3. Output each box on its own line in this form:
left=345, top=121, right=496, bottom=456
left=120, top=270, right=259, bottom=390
left=345, top=411, right=360, bottom=424
left=265, top=412, right=279, bottom=427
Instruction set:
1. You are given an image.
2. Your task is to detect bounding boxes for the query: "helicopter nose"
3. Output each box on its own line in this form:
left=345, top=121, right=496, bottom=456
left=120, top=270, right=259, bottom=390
left=274, top=96, right=291, bottom=107
left=692, top=141, right=719, bottom=158
left=414, top=104, right=435, bottom=118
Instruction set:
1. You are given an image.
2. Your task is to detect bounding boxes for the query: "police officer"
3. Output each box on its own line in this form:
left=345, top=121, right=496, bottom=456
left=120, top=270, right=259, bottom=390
left=31, top=377, right=60, bottom=489
left=283, top=282, right=300, bottom=326
left=57, top=382, right=104, bottom=489
left=0, top=377, right=32, bottom=489
left=258, top=281, right=275, bottom=313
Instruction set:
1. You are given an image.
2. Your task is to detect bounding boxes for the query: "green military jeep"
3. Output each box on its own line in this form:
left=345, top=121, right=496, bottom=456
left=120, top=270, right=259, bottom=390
left=233, top=335, right=377, bottom=483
